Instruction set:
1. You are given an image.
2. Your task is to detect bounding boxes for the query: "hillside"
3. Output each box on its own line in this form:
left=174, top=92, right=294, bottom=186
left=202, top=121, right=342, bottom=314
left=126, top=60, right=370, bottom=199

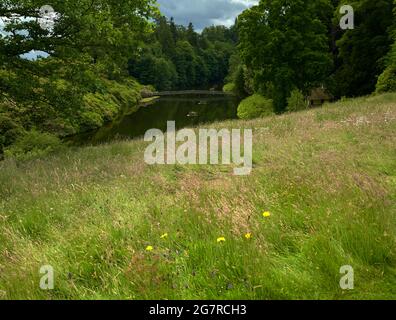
left=0, top=94, right=395, bottom=300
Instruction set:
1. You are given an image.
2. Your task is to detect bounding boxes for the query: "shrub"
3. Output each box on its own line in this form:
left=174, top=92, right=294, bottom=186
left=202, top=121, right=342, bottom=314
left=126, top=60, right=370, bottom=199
left=287, top=89, right=308, bottom=112
left=83, top=93, right=118, bottom=123
left=237, top=94, right=274, bottom=119
left=79, top=111, right=104, bottom=131
left=0, top=115, right=25, bottom=146
left=223, top=83, right=236, bottom=93
left=376, top=65, right=396, bottom=93
left=81, top=79, right=141, bottom=128
left=4, top=130, right=62, bottom=160
left=0, top=114, right=25, bottom=157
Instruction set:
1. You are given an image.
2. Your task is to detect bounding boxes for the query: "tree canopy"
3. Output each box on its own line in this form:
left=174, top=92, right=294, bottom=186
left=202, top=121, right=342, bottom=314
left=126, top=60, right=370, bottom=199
left=128, top=16, right=237, bottom=90
left=334, top=0, right=394, bottom=97
left=238, top=0, right=334, bottom=112
left=231, top=0, right=396, bottom=112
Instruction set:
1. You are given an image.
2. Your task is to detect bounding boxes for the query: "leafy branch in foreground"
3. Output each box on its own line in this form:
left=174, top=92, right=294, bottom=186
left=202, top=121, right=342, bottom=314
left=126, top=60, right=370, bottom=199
left=0, top=0, right=159, bottom=157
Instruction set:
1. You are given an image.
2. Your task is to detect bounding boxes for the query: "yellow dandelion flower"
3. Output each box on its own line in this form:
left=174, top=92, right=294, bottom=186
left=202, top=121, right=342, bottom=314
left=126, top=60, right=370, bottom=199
left=263, top=211, right=271, bottom=218
left=245, top=233, right=252, bottom=240
left=146, top=246, right=154, bottom=252
left=217, top=237, right=226, bottom=243
left=160, top=233, right=168, bottom=239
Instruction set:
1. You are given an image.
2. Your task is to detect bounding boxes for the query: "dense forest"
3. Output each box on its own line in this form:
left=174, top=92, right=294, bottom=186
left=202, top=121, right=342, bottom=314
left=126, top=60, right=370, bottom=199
left=1, top=0, right=396, bottom=158
left=128, top=17, right=237, bottom=90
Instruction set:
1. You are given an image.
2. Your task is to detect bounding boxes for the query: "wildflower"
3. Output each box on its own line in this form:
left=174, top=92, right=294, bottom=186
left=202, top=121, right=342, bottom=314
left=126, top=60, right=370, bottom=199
left=217, top=237, right=226, bottom=243
left=245, top=233, right=252, bottom=240
left=146, top=246, right=154, bottom=252
left=160, top=233, right=168, bottom=239
left=263, top=211, right=271, bottom=218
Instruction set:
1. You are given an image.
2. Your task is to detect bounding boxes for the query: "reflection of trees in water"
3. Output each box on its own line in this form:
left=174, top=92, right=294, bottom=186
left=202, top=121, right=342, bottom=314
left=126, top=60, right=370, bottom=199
left=75, top=96, right=239, bottom=145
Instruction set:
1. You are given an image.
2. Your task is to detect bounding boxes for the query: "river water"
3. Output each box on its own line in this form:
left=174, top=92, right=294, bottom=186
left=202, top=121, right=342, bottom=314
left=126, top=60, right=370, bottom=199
left=72, top=94, right=239, bottom=145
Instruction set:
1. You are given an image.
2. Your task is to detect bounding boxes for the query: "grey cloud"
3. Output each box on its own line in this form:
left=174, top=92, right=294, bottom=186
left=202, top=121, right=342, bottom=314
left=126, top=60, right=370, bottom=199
left=157, top=0, right=258, bottom=31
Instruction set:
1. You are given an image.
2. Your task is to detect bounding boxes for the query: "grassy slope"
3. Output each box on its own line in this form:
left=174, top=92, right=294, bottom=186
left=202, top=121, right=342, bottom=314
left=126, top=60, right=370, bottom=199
left=0, top=94, right=395, bottom=300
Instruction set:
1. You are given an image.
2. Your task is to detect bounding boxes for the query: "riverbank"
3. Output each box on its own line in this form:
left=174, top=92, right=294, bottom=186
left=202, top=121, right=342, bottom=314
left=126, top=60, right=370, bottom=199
left=0, top=78, right=149, bottom=160
left=0, top=93, right=395, bottom=299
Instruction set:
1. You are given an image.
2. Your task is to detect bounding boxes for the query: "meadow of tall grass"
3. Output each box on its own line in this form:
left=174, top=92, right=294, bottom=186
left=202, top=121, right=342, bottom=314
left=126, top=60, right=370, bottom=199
left=0, top=94, right=395, bottom=300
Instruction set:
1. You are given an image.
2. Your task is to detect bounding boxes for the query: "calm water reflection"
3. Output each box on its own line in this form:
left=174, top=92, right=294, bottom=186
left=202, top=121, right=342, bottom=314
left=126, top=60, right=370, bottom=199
left=72, top=94, right=239, bottom=145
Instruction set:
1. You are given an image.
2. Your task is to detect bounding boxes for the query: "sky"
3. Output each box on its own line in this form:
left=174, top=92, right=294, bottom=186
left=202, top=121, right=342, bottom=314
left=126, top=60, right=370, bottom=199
left=157, top=0, right=258, bottom=31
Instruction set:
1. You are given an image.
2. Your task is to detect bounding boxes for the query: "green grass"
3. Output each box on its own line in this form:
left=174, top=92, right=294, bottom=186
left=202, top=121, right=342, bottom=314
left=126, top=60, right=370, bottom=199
left=0, top=94, right=396, bottom=300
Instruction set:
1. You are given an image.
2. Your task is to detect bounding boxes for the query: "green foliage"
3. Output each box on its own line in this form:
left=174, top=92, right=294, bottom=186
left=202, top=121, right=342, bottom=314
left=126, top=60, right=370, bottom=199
left=79, top=111, right=105, bottom=131
left=237, top=94, right=274, bottom=119
left=223, top=83, right=236, bottom=93
left=0, top=0, right=158, bottom=69
left=129, top=17, right=237, bottom=90
left=287, top=90, right=308, bottom=112
left=129, top=51, right=178, bottom=91
left=376, top=65, right=396, bottom=93
left=1, top=74, right=142, bottom=155
left=376, top=4, right=396, bottom=93
left=173, top=41, right=199, bottom=89
left=225, top=55, right=252, bottom=98
left=4, top=130, right=62, bottom=160
left=334, top=0, right=394, bottom=97
left=0, top=113, right=25, bottom=150
left=234, top=0, right=394, bottom=101
left=79, top=79, right=141, bottom=130
left=238, top=0, right=333, bottom=112
left=233, top=66, right=248, bottom=98
left=0, top=0, right=156, bottom=154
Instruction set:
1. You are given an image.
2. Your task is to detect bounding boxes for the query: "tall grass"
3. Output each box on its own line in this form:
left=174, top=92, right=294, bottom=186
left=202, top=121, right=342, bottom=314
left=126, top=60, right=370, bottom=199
left=0, top=94, right=395, bottom=300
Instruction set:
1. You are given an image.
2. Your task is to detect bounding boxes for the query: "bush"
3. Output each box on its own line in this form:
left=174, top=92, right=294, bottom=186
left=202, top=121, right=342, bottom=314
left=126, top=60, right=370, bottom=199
left=81, top=79, right=141, bottom=129
left=376, top=65, right=396, bottom=93
left=0, top=115, right=25, bottom=146
left=4, top=130, right=62, bottom=160
left=223, top=83, right=236, bottom=93
left=83, top=93, right=118, bottom=123
left=0, top=114, right=26, bottom=157
left=79, top=111, right=104, bottom=131
left=287, top=89, right=308, bottom=112
left=237, top=94, right=274, bottom=119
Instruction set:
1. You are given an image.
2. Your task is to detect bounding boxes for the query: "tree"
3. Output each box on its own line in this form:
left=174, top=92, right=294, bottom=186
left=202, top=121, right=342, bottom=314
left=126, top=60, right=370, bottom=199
left=376, top=2, right=396, bottom=93
left=0, top=0, right=159, bottom=103
left=0, top=0, right=158, bottom=70
left=128, top=16, right=237, bottom=90
left=238, top=0, right=333, bottom=112
left=0, top=0, right=158, bottom=154
left=186, top=22, right=198, bottom=47
left=169, top=17, right=178, bottom=42
left=173, top=41, right=198, bottom=89
left=334, top=0, right=394, bottom=97
left=129, top=51, right=177, bottom=91
left=156, top=16, right=176, bottom=58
